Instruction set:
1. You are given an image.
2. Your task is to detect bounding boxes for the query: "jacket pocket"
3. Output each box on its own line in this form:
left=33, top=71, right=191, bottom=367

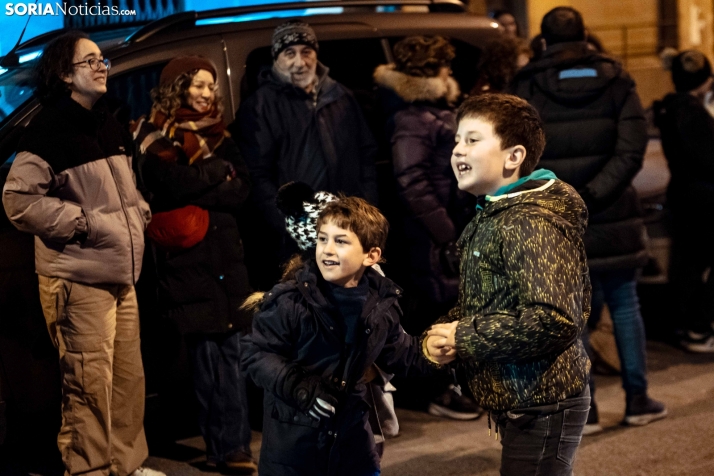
left=264, top=399, right=323, bottom=467
left=556, top=408, right=589, bottom=465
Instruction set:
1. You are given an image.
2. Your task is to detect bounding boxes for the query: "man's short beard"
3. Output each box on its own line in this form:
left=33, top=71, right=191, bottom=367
left=291, top=70, right=316, bottom=89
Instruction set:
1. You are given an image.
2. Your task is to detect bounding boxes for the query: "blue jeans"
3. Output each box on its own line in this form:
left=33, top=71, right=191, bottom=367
left=497, top=385, right=590, bottom=476
left=584, top=269, right=648, bottom=397
left=186, top=331, right=252, bottom=463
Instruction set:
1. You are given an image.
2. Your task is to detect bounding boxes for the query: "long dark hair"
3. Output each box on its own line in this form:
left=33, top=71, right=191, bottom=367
left=34, top=30, right=89, bottom=103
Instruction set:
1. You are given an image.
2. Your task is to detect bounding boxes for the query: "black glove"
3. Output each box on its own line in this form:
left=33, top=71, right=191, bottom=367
left=285, top=369, right=340, bottom=420
left=439, top=242, right=460, bottom=277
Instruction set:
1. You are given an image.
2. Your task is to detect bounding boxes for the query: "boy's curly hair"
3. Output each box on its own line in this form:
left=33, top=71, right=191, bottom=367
left=150, top=69, right=223, bottom=120
left=317, top=197, right=389, bottom=254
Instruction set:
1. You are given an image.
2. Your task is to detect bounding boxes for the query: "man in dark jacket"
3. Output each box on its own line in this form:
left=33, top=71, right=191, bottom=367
left=231, top=20, right=379, bottom=289
left=510, top=6, right=666, bottom=433
left=2, top=32, right=161, bottom=476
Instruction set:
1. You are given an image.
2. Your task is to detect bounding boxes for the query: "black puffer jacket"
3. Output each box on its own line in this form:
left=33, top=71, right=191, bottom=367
left=241, top=259, right=433, bottom=476
left=374, top=65, right=474, bottom=304
left=653, top=92, right=714, bottom=210
left=135, top=122, right=252, bottom=335
left=510, top=42, right=649, bottom=270
left=233, top=64, right=378, bottom=232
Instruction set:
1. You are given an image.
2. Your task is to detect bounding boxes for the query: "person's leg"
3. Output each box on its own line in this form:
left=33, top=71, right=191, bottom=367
left=599, top=269, right=648, bottom=395
left=212, top=331, right=255, bottom=467
left=581, top=272, right=603, bottom=434
left=186, top=332, right=255, bottom=472
left=38, top=277, right=117, bottom=476
left=600, top=269, right=667, bottom=424
left=498, top=388, right=590, bottom=476
left=186, top=334, right=219, bottom=462
left=110, top=286, right=149, bottom=476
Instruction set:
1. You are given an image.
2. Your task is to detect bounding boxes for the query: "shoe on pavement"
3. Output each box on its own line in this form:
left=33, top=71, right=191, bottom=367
left=206, top=450, right=258, bottom=474
left=624, top=394, right=668, bottom=426
left=427, top=385, right=483, bottom=421
left=680, top=331, right=714, bottom=353
left=582, top=400, right=603, bottom=436
left=130, top=468, right=166, bottom=476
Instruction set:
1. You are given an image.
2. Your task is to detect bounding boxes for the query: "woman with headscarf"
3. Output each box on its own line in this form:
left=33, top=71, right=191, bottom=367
left=133, top=56, right=256, bottom=473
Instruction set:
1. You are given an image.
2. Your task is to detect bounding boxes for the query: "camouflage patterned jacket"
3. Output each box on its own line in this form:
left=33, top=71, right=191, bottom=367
left=431, top=174, right=591, bottom=411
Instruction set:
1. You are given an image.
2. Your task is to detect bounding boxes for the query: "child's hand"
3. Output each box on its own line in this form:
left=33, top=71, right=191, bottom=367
left=426, top=334, right=458, bottom=365
left=427, top=322, right=458, bottom=349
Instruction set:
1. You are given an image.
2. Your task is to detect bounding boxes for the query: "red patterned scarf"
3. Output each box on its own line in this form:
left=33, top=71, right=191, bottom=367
left=136, top=106, right=228, bottom=164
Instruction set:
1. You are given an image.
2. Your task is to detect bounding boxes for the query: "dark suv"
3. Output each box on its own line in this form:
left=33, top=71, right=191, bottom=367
left=0, top=1, right=500, bottom=468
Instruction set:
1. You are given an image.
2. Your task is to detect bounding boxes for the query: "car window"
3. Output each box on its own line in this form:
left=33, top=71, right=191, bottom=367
left=386, top=37, right=482, bottom=95
left=105, top=62, right=166, bottom=127
left=0, top=66, right=34, bottom=127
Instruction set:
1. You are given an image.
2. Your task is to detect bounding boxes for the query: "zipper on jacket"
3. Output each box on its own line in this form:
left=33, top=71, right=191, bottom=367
left=107, top=158, right=136, bottom=283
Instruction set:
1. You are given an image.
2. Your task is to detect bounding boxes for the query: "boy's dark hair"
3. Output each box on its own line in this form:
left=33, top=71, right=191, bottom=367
left=34, top=30, right=89, bottom=102
left=317, top=197, right=388, bottom=252
left=541, top=7, right=585, bottom=46
left=456, top=93, right=546, bottom=176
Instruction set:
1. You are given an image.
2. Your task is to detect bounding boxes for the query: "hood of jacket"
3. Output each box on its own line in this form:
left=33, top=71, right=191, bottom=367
left=514, top=41, right=624, bottom=107
left=483, top=170, right=588, bottom=238
left=373, top=64, right=460, bottom=105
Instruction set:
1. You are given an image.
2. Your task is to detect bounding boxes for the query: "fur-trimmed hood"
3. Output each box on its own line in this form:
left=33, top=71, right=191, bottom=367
left=373, top=64, right=460, bottom=105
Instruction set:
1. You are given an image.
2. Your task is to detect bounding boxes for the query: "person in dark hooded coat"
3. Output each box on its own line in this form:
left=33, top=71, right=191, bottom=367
left=509, top=6, right=666, bottom=433
left=373, top=36, right=481, bottom=421
left=653, top=49, right=714, bottom=352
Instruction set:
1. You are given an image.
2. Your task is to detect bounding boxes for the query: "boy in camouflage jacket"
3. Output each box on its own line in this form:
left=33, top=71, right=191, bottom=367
left=425, top=94, right=591, bottom=476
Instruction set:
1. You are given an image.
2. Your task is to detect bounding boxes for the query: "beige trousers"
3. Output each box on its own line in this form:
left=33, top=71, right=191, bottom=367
left=38, top=276, right=149, bottom=476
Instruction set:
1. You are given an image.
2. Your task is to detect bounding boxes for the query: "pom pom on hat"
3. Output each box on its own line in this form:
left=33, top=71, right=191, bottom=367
left=276, top=182, right=338, bottom=251
left=277, top=181, right=318, bottom=218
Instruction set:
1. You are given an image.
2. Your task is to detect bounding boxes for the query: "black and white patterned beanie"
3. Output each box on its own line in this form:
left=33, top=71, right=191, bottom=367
left=271, top=20, right=319, bottom=59
left=277, top=182, right=337, bottom=251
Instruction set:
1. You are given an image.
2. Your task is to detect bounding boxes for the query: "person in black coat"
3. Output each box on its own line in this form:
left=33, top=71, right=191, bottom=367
left=510, top=6, right=666, bottom=433
left=373, top=36, right=481, bottom=420
left=133, top=56, right=256, bottom=473
left=241, top=196, right=434, bottom=476
left=231, top=20, right=379, bottom=290
left=653, top=49, right=714, bottom=352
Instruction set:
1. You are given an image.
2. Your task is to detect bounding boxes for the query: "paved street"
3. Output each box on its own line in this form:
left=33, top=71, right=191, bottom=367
left=144, top=340, right=714, bottom=476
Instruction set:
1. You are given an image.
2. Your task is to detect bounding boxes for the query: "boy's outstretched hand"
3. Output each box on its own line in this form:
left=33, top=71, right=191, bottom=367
left=426, top=321, right=459, bottom=365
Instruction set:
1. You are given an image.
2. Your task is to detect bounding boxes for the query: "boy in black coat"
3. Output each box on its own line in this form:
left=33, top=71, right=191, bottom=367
left=241, top=195, right=432, bottom=476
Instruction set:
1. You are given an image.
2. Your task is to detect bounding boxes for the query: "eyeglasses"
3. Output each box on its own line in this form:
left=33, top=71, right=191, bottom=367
left=73, top=58, right=111, bottom=71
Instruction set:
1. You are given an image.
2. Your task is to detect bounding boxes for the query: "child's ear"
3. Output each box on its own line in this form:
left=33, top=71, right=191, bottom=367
left=505, top=145, right=527, bottom=173
left=363, top=247, right=382, bottom=267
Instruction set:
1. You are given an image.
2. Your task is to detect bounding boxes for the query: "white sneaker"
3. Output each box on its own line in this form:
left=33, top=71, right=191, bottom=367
left=130, top=468, right=166, bottom=476
left=681, top=333, right=714, bottom=353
